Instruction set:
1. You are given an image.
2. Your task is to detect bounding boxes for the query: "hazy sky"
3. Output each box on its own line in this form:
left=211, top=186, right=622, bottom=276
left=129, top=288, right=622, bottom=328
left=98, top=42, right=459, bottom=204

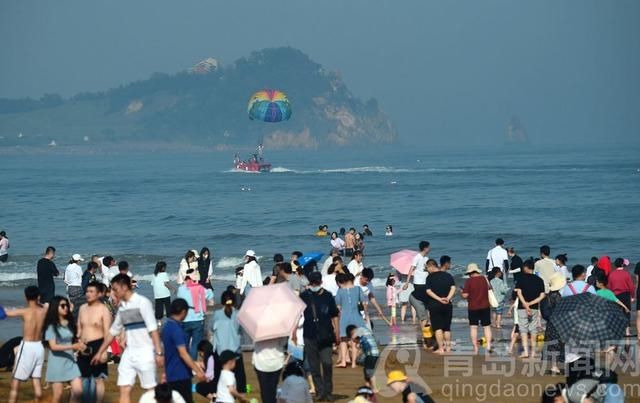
left=1, top=0, right=638, bottom=146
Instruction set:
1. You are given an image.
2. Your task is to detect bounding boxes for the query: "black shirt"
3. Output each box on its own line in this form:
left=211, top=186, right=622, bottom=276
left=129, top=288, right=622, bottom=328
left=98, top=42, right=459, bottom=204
left=425, top=271, right=455, bottom=299
left=514, top=273, right=545, bottom=309
left=300, top=289, right=339, bottom=340
left=511, top=254, right=524, bottom=287
left=36, top=258, right=59, bottom=302
left=634, top=262, right=640, bottom=298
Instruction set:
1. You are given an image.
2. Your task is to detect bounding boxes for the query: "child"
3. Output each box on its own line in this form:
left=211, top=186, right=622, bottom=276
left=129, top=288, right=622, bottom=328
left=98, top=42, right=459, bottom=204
left=386, top=370, right=434, bottom=403
left=347, top=325, right=380, bottom=393
left=595, top=272, right=630, bottom=313
left=278, top=361, right=312, bottom=403
left=5, top=286, right=48, bottom=403
left=150, top=261, right=174, bottom=325
left=506, top=299, right=521, bottom=355
left=489, top=267, right=508, bottom=329
left=217, top=350, right=247, bottom=403
left=385, top=274, right=400, bottom=327
left=195, top=340, right=217, bottom=401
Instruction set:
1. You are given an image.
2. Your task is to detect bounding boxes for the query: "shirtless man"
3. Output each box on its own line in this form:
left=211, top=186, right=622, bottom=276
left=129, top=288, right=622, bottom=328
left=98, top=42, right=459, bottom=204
left=6, top=286, right=48, bottom=403
left=77, top=281, right=112, bottom=403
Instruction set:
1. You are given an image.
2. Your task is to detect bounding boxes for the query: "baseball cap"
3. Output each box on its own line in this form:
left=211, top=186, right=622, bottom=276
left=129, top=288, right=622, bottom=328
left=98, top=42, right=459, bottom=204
left=245, top=250, right=256, bottom=257
left=72, top=254, right=84, bottom=262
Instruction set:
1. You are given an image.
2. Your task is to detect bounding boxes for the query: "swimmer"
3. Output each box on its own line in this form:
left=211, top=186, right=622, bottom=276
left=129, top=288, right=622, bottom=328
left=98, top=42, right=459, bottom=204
left=385, top=225, right=393, bottom=237
left=315, top=225, right=328, bottom=237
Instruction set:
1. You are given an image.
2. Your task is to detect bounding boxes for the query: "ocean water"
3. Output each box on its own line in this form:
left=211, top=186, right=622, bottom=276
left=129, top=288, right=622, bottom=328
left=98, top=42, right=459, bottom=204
left=1, top=144, right=639, bottom=296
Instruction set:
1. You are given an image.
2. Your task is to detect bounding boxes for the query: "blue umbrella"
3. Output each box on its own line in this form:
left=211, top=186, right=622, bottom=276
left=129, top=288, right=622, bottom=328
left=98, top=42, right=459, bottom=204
left=298, top=252, right=324, bottom=266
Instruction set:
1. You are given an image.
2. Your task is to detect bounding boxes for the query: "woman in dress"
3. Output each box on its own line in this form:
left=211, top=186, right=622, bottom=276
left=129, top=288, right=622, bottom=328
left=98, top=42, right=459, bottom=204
left=43, top=296, right=85, bottom=403
left=197, top=247, right=214, bottom=290
left=334, top=273, right=368, bottom=368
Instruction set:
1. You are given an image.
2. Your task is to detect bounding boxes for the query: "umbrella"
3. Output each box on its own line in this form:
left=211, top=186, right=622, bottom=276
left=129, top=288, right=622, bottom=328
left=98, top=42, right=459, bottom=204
left=298, top=252, right=324, bottom=266
left=237, top=283, right=306, bottom=342
left=549, top=293, right=628, bottom=345
left=390, top=249, right=418, bottom=275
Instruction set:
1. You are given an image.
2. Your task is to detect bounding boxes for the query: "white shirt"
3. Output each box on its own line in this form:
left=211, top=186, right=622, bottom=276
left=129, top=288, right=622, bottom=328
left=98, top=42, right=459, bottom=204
left=239, top=260, right=262, bottom=295
left=322, top=274, right=339, bottom=296
left=347, top=260, right=363, bottom=277
left=110, top=292, right=157, bottom=350
left=216, top=369, right=236, bottom=403
left=138, top=389, right=185, bottom=403
left=0, top=237, right=9, bottom=256
left=486, top=246, right=509, bottom=272
left=330, top=237, right=345, bottom=250
left=320, top=256, right=334, bottom=276
left=177, top=259, right=199, bottom=285
left=555, top=264, right=570, bottom=281
left=150, top=272, right=171, bottom=299
left=411, top=253, right=429, bottom=285
left=64, top=263, right=83, bottom=287
left=252, top=337, right=286, bottom=372
left=279, top=375, right=313, bottom=403
left=102, top=265, right=119, bottom=286
left=586, top=264, right=595, bottom=279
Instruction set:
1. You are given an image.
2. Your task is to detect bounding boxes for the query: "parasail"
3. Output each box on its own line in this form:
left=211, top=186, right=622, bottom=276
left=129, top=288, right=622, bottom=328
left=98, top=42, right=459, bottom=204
left=247, top=89, right=292, bottom=122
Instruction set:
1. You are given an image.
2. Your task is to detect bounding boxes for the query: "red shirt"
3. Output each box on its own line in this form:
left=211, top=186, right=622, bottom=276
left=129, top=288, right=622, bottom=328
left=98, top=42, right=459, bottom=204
left=462, top=276, right=490, bottom=310
left=608, top=268, right=634, bottom=295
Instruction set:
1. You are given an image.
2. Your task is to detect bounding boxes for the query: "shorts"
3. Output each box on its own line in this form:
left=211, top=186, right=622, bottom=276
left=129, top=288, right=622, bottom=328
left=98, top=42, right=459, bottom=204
left=468, top=308, right=491, bottom=327
left=169, top=378, right=193, bottom=403
left=363, top=355, right=378, bottom=381
left=13, top=341, right=44, bottom=381
left=77, top=339, right=108, bottom=379
left=117, top=348, right=157, bottom=389
left=428, top=303, right=453, bottom=332
left=0, top=254, right=7, bottom=262
left=409, top=293, right=428, bottom=322
left=616, top=292, right=631, bottom=324
left=517, top=309, right=539, bottom=335
left=491, top=300, right=505, bottom=315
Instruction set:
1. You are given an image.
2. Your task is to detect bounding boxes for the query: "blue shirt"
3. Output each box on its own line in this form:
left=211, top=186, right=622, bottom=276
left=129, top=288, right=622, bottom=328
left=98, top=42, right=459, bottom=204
left=176, top=284, right=214, bottom=322
left=561, top=280, right=597, bottom=297
left=212, top=308, right=241, bottom=354
left=162, top=319, right=191, bottom=382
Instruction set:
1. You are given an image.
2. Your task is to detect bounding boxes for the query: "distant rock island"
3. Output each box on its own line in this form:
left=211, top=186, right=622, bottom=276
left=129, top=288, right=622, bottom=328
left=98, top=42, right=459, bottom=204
left=0, top=47, right=397, bottom=149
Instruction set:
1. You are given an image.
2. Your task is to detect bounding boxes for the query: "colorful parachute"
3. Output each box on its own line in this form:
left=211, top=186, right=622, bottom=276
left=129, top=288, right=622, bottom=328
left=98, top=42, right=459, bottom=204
left=247, top=90, right=292, bottom=123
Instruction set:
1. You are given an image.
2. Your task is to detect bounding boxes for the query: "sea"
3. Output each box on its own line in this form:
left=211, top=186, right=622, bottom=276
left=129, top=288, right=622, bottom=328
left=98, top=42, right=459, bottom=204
left=1, top=143, right=639, bottom=345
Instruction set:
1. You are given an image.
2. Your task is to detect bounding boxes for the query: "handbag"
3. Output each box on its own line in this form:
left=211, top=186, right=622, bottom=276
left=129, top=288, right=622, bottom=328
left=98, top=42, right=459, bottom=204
left=486, top=278, right=499, bottom=308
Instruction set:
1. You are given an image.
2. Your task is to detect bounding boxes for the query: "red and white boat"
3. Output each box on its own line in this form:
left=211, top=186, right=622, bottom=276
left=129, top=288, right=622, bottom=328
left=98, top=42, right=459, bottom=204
left=233, top=152, right=271, bottom=172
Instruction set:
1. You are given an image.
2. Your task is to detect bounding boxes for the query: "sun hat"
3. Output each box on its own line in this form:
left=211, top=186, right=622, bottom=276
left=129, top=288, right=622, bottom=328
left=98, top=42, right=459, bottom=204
left=464, top=263, right=481, bottom=275
left=549, top=273, right=567, bottom=292
left=245, top=250, right=256, bottom=257
left=386, top=370, right=408, bottom=385
left=72, top=253, right=84, bottom=262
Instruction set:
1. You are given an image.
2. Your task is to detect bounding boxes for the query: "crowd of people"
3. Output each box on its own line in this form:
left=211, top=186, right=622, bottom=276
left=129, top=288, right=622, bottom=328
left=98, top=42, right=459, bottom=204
left=1, top=236, right=638, bottom=403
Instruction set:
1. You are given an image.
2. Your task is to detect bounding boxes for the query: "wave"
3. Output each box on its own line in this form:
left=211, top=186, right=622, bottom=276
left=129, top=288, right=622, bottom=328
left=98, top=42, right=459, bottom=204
left=270, top=167, right=296, bottom=173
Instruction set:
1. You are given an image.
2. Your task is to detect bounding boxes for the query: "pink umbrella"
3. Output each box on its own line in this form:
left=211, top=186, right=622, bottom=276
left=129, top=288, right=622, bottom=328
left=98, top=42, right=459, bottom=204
left=390, top=249, right=418, bottom=275
left=237, top=283, right=307, bottom=342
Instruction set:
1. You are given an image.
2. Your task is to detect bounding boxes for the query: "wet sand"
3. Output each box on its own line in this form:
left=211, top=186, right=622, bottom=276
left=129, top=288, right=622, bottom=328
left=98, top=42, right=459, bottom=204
left=2, top=347, right=639, bottom=403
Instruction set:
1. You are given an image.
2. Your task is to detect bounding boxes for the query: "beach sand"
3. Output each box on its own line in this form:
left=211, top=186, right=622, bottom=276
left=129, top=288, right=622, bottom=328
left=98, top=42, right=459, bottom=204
left=2, top=348, right=639, bottom=403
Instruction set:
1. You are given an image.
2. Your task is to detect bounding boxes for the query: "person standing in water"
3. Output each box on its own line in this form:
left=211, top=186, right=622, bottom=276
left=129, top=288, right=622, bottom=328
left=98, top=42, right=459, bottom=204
left=77, top=281, right=113, bottom=403
left=0, top=230, right=9, bottom=262
left=6, top=286, right=48, bottom=403
left=37, top=246, right=59, bottom=304
left=64, top=253, right=84, bottom=318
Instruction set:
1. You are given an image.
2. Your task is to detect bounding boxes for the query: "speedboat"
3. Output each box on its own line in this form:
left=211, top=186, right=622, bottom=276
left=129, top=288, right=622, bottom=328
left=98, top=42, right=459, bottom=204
left=233, top=153, right=271, bottom=172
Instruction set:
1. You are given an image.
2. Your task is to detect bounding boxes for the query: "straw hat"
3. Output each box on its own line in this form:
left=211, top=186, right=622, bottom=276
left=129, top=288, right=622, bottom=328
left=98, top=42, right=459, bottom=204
left=465, top=263, right=481, bottom=275
left=386, top=370, right=408, bottom=385
left=548, top=273, right=567, bottom=292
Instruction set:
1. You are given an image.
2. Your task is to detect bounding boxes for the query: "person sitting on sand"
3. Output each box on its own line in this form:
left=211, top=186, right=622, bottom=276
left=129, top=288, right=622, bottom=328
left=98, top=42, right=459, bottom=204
left=514, top=260, right=546, bottom=359
left=277, top=361, right=313, bottom=403
left=138, top=382, right=186, bottom=403
left=6, top=286, right=48, bottom=403
left=386, top=370, right=434, bottom=403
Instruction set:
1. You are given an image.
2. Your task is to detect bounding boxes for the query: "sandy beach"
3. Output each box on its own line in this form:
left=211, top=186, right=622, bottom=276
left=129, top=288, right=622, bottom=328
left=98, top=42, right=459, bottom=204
left=2, top=348, right=639, bottom=402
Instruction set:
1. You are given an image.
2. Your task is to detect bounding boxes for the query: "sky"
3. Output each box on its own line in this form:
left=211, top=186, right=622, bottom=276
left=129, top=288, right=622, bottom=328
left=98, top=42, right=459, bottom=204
left=1, top=0, right=639, bottom=146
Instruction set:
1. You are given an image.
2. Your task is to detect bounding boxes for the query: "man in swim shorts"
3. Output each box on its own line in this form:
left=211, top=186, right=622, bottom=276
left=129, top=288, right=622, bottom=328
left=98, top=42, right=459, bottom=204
left=77, top=281, right=113, bottom=403
left=6, top=286, right=48, bottom=403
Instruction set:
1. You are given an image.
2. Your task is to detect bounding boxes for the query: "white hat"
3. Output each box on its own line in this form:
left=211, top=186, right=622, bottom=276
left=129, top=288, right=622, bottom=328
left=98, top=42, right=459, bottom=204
left=190, top=249, right=200, bottom=258
left=245, top=250, right=256, bottom=257
left=72, top=253, right=84, bottom=262
left=465, top=263, right=481, bottom=275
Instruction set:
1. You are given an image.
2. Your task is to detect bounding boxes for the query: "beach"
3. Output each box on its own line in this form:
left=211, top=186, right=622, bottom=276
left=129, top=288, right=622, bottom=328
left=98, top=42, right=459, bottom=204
left=2, top=349, right=639, bottom=402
